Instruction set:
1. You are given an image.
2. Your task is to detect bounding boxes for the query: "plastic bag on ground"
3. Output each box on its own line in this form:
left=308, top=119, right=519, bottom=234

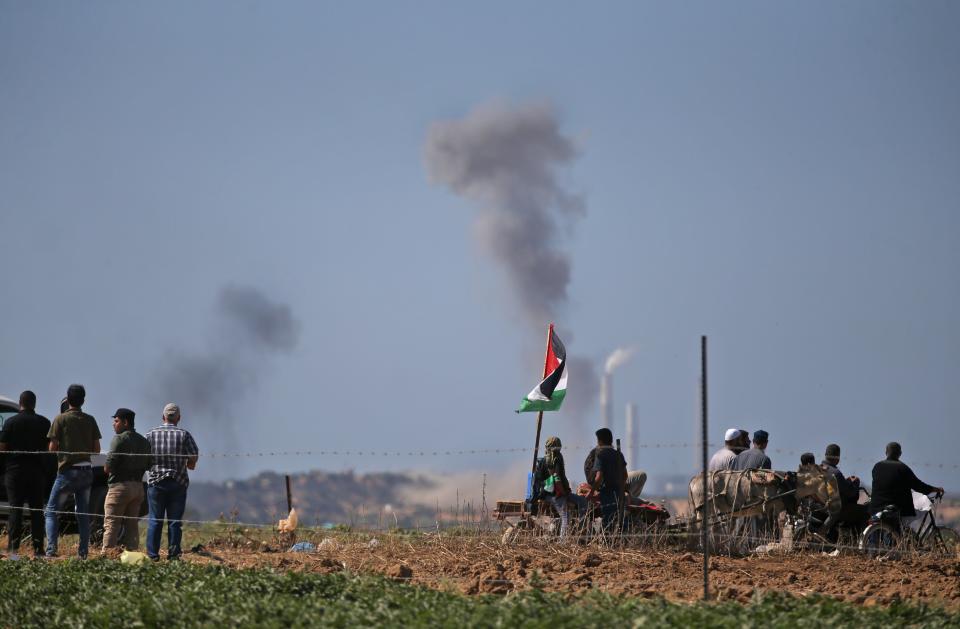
left=121, top=551, right=148, bottom=565
left=278, top=508, right=299, bottom=533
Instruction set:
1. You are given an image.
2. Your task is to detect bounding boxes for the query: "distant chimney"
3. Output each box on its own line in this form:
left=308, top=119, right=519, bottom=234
left=625, top=402, right=637, bottom=468
left=600, top=372, right=612, bottom=430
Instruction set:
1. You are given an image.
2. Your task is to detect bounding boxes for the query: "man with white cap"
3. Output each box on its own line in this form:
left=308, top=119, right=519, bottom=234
left=708, top=429, right=742, bottom=471
left=144, top=403, right=199, bottom=560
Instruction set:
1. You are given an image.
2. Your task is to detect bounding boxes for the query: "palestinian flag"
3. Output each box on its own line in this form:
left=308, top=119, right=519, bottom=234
left=517, top=328, right=567, bottom=413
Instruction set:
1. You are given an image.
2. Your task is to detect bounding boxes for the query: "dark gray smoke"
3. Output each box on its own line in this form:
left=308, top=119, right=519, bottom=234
left=218, top=285, right=299, bottom=352
left=424, top=101, right=599, bottom=414
left=148, top=285, right=300, bottom=473
left=425, top=101, right=584, bottom=325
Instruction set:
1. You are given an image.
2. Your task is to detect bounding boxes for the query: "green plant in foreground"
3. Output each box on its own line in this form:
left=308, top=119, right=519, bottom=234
left=0, top=560, right=956, bottom=629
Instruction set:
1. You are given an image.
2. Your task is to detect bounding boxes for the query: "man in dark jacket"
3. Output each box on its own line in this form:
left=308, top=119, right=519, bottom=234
left=870, top=442, right=943, bottom=524
left=102, top=408, right=152, bottom=553
left=821, top=443, right=868, bottom=532
left=734, top=430, right=772, bottom=470
left=0, top=391, right=52, bottom=558
left=590, top=428, right=627, bottom=536
left=732, top=430, right=773, bottom=542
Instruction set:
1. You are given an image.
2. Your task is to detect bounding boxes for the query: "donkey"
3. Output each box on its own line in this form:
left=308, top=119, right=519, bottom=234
left=688, top=464, right=840, bottom=523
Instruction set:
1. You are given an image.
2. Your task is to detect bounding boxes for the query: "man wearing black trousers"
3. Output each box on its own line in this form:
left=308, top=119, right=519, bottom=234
left=590, top=428, right=627, bottom=538
left=870, top=442, right=943, bottom=528
left=0, top=391, right=52, bottom=559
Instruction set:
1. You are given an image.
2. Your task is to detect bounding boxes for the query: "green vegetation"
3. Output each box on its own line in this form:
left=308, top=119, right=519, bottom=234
left=0, top=560, right=957, bottom=628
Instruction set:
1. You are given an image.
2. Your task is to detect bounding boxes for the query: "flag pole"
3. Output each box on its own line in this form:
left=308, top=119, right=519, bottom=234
left=531, top=323, right=554, bottom=473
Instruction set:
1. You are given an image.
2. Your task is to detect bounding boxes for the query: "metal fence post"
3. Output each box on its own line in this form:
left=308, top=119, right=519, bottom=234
left=701, top=335, right=710, bottom=601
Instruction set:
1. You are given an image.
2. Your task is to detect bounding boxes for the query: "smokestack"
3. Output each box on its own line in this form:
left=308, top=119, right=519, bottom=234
left=600, top=372, right=612, bottom=430
left=601, top=347, right=634, bottom=432
left=625, top=402, right=638, bottom=468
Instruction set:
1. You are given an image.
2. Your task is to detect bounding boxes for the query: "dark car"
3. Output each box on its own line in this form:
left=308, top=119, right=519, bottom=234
left=0, top=395, right=112, bottom=540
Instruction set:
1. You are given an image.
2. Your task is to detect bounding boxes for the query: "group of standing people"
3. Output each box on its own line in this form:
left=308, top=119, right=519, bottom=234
left=0, top=385, right=200, bottom=561
left=533, top=427, right=640, bottom=538
left=708, top=426, right=945, bottom=535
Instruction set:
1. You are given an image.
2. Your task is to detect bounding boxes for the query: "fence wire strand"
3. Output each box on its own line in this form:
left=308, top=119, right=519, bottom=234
left=0, top=443, right=956, bottom=469
left=13, top=502, right=954, bottom=561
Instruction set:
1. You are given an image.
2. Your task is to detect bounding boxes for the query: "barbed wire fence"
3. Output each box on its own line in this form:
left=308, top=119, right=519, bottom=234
left=2, top=446, right=956, bottom=536
left=2, top=442, right=956, bottom=532
left=2, top=442, right=956, bottom=556
left=3, top=439, right=958, bottom=605
left=2, top=443, right=957, bottom=468
left=10, top=499, right=956, bottom=573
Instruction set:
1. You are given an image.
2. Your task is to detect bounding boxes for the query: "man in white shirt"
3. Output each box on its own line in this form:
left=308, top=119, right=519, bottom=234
left=708, top=429, right=742, bottom=472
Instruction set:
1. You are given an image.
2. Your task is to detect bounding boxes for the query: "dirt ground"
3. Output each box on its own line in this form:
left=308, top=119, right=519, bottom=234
left=172, top=531, right=960, bottom=608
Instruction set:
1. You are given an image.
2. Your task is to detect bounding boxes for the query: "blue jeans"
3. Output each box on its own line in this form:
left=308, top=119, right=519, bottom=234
left=45, top=466, right=93, bottom=558
left=598, top=488, right=623, bottom=537
left=147, top=478, right=188, bottom=559
left=548, top=493, right=589, bottom=538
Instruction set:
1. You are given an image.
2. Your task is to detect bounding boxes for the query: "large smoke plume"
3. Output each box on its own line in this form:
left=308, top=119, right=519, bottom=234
left=425, top=101, right=599, bottom=415
left=148, top=285, right=300, bottom=475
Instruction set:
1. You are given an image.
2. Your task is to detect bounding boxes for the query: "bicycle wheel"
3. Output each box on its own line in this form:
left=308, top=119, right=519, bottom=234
left=932, top=528, right=960, bottom=557
left=860, top=522, right=899, bottom=559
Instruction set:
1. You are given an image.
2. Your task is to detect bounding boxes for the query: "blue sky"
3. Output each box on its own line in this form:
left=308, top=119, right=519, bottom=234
left=1, top=2, right=957, bottom=493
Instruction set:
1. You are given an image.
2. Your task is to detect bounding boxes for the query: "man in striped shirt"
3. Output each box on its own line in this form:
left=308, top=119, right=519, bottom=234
left=145, top=403, right=199, bottom=560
